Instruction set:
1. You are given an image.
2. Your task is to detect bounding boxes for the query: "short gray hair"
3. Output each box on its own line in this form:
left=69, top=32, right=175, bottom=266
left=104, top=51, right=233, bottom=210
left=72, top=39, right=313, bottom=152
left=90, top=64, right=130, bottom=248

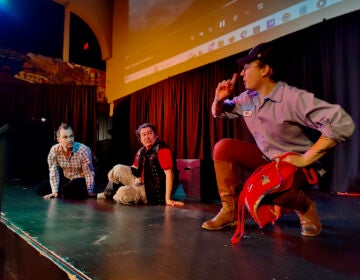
left=56, top=123, right=72, bottom=138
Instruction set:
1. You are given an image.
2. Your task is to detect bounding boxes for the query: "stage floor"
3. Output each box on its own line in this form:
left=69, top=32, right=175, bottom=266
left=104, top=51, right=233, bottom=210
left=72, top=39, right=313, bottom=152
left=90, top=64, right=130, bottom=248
left=1, top=180, right=360, bottom=280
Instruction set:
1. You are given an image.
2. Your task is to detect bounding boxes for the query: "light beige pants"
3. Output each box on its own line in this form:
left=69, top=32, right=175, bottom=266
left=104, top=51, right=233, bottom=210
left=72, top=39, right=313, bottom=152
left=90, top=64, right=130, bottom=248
left=108, top=164, right=147, bottom=205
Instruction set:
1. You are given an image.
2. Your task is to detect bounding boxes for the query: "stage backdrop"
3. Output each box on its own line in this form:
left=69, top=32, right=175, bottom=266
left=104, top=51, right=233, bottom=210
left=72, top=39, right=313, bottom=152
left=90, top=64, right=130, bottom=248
left=0, top=83, right=97, bottom=181
left=112, top=10, right=359, bottom=195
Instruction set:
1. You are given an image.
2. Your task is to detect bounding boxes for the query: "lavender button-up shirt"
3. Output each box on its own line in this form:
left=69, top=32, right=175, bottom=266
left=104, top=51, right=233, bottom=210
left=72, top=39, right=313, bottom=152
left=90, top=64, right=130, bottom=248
left=219, top=82, right=355, bottom=160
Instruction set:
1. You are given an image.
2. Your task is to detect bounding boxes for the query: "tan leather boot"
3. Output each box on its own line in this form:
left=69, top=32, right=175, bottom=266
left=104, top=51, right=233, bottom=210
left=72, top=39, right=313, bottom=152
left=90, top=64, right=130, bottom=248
left=202, top=160, right=239, bottom=230
left=296, top=201, right=322, bottom=236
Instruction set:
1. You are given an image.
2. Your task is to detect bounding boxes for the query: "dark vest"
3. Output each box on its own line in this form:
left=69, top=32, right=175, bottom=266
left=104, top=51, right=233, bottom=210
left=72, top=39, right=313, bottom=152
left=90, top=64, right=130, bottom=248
left=136, top=141, right=168, bottom=205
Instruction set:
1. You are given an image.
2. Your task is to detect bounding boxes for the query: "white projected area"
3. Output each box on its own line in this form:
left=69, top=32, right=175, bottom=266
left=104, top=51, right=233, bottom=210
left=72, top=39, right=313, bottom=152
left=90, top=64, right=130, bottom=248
left=122, top=0, right=358, bottom=91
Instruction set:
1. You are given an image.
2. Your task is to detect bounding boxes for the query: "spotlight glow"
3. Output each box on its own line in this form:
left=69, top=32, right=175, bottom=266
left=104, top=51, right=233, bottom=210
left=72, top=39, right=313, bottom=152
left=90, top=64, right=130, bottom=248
left=0, top=0, right=9, bottom=8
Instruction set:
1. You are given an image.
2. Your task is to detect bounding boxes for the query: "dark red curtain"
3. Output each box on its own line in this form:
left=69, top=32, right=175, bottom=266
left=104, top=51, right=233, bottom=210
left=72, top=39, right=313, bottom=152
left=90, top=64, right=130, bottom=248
left=128, top=64, right=254, bottom=160
left=0, top=83, right=97, bottom=180
left=113, top=10, right=359, bottom=194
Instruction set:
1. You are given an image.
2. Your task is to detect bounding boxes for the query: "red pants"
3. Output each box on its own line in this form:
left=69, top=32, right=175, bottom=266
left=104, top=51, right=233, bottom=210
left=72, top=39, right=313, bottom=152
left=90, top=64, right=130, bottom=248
left=213, top=138, right=314, bottom=212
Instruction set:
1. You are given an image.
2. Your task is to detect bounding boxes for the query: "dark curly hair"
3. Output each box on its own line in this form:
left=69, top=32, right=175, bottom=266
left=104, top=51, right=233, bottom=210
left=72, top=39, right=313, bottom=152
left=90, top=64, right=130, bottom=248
left=136, top=123, right=157, bottom=139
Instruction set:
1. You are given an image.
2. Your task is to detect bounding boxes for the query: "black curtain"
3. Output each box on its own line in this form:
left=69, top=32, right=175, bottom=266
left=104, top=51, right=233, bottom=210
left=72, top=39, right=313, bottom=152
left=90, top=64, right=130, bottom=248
left=0, top=83, right=97, bottom=181
left=114, top=11, right=359, bottom=194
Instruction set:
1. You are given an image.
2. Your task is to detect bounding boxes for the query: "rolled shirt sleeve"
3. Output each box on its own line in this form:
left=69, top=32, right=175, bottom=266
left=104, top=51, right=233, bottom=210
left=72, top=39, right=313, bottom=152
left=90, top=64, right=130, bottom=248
left=302, top=100, right=355, bottom=143
left=218, top=82, right=355, bottom=159
left=283, top=86, right=355, bottom=143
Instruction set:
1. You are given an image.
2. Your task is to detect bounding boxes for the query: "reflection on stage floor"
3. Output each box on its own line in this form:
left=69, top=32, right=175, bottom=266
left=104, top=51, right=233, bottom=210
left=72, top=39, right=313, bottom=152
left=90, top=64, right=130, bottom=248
left=1, top=180, right=360, bottom=280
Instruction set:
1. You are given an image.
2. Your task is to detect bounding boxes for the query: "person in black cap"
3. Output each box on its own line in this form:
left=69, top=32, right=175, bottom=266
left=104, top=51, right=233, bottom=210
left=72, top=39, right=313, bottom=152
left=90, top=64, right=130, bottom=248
left=202, top=41, right=355, bottom=236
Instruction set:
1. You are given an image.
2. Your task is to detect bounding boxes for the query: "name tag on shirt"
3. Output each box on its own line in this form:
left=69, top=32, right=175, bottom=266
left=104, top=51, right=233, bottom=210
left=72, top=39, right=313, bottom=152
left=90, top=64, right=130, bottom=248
left=243, top=110, right=253, bottom=117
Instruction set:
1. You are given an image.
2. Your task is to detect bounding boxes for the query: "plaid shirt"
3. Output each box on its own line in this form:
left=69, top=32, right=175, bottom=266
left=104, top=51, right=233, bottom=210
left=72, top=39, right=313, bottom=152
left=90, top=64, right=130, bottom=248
left=48, top=142, right=95, bottom=193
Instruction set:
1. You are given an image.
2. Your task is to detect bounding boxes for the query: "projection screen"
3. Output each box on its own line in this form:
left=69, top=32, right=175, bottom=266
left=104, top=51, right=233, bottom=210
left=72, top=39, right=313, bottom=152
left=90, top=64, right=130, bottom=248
left=120, top=0, right=358, bottom=94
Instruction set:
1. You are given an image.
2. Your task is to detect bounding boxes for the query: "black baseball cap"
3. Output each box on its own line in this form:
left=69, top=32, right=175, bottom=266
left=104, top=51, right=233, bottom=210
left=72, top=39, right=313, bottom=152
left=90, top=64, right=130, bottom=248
left=236, top=42, right=276, bottom=67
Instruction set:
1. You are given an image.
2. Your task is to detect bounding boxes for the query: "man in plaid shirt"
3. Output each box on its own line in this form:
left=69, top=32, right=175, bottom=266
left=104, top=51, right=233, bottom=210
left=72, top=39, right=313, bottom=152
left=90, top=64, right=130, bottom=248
left=42, top=123, right=95, bottom=200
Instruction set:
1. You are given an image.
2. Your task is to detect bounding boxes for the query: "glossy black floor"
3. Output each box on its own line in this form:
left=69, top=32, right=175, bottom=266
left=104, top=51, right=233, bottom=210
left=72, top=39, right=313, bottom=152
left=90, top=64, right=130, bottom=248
left=1, top=180, right=360, bottom=280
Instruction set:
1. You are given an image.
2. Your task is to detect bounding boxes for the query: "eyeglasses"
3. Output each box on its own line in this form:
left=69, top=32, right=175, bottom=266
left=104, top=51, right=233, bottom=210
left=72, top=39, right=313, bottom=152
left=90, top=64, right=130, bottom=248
left=242, top=63, right=260, bottom=72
